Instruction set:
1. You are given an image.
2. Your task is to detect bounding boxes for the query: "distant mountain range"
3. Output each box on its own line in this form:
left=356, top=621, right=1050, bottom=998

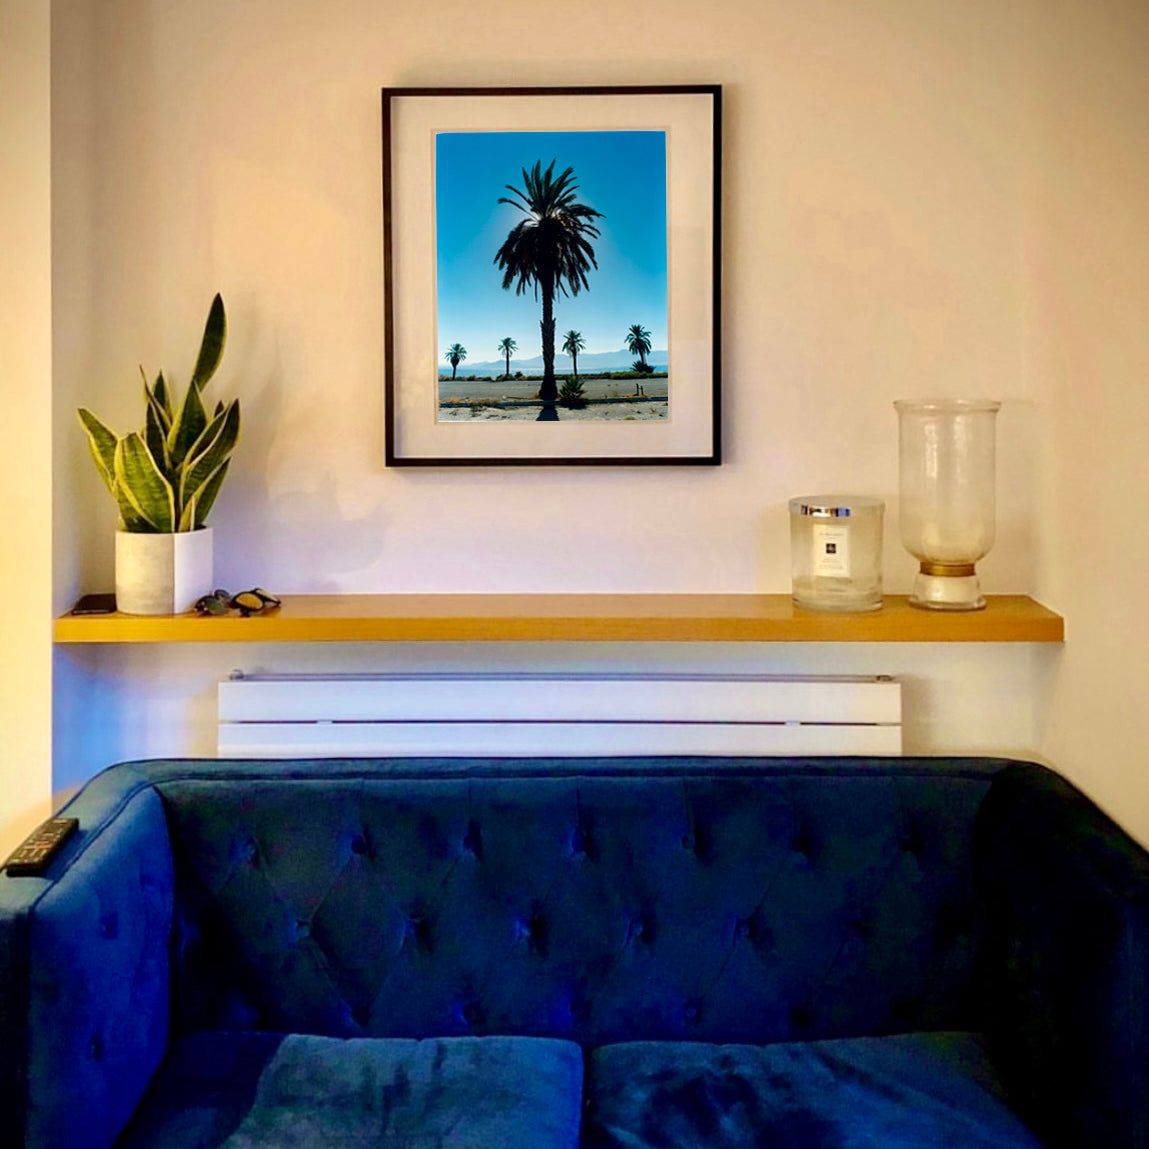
left=445, top=347, right=668, bottom=377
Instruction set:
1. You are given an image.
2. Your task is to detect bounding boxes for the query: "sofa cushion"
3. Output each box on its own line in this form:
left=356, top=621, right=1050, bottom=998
left=586, top=1032, right=1046, bottom=1148
left=117, top=1031, right=583, bottom=1149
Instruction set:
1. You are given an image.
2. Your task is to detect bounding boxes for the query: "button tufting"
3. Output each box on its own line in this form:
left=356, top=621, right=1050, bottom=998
left=571, top=825, right=591, bottom=858
left=790, top=1003, right=815, bottom=1031
left=296, top=920, right=311, bottom=941
left=90, top=1034, right=105, bottom=1062
left=569, top=996, right=591, bottom=1023
left=99, top=913, right=119, bottom=940
left=351, top=1004, right=371, bottom=1028
left=681, top=833, right=695, bottom=851
left=753, top=922, right=776, bottom=954
left=900, top=825, right=923, bottom=855
left=683, top=1001, right=701, bottom=1025
left=687, top=824, right=714, bottom=862
left=462, top=1001, right=484, bottom=1026
left=350, top=834, right=368, bottom=856
left=463, top=820, right=483, bottom=858
left=734, top=917, right=751, bottom=941
left=531, top=914, right=549, bottom=955
left=789, top=818, right=816, bottom=857
left=938, top=902, right=970, bottom=937
left=404, top=915, right=432, bottom=952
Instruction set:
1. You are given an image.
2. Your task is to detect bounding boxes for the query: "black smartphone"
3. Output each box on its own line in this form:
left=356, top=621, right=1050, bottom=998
left=69, top=593, right=117, bottom=615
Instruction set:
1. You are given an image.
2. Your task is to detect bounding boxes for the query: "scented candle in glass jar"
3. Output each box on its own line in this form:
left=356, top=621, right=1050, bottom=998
left=789, top=496, right=884, bottom=612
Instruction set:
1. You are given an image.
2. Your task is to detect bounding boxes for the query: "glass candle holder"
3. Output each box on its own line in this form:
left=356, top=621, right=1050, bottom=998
left=894, top=398, right=1001, bottom=611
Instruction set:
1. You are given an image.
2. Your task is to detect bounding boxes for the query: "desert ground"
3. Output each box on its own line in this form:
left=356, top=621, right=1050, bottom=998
left=439, top=399, right=668, bottom=421
left=438, top=376, right=668, bottom=403
left=438, top=375, right=669, bottom=421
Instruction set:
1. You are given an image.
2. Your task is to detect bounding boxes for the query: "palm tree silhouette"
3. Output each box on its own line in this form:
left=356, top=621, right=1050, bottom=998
left=561, top=330, right=585, bottom=379
left=497, top=337, right=517, bottom=380
left=445, top=343, right=467, bottom=380
left=626, top=324, right=652, bottom=369
left=495, top=160, right=602, bottom=402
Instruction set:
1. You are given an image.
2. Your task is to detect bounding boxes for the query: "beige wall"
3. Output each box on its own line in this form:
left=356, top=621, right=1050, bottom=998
left=0, top=0, right=53, bottom=850
left=30, top=1, right=1149, bottom=840
left=1029, top=0, right=1149, bottom=840
left=50, top=0, right=1036, bottom=597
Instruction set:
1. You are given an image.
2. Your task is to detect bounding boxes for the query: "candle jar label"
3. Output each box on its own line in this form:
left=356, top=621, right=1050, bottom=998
left=812, top=523, right=851, bottom=577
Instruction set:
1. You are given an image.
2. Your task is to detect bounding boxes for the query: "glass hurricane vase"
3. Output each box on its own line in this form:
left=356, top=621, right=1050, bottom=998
left=894, top=399, right=1001, bottom=611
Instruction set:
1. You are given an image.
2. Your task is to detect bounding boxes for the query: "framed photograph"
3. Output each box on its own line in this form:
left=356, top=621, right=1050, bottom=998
left=382, top=85, right=721, bottom=466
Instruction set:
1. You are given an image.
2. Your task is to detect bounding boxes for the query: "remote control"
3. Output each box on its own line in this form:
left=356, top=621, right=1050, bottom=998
left=3, top=817, right=79, bottom=876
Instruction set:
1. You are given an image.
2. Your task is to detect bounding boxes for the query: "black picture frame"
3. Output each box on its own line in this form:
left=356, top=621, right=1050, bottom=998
left=382, top=85, right=721, bottom=467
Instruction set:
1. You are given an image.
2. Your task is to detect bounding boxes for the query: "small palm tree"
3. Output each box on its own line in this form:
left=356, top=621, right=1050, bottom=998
left=497, top=337, right=517, bottom=379
left=561, top=330, right=585, bottom=379
left=495, top=160, right=603, bottom=402
left=558, top=377, right=587, bottom=409
left=626, top=324, right=652, bottom=369
left=444, top=343, right=467, bottom=380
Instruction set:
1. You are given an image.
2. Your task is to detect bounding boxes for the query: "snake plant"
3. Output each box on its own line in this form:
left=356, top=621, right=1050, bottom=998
left=78, top=294, right=240, bottom=533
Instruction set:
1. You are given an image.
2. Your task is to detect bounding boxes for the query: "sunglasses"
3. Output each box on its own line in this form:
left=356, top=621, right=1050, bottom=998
left=194, top=587, right=282, bottom=617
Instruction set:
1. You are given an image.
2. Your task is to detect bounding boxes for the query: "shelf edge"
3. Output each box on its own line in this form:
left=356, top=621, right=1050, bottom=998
left=54, top=594, right=1065, bottom=645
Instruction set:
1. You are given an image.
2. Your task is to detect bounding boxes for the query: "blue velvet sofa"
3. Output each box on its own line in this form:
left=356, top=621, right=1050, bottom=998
left=2, top=756, right=1147, bottom=1148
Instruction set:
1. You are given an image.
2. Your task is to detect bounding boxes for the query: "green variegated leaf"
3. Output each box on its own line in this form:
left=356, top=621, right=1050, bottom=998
left=144, top=400, right=170, bottom=472
left=181, top=459, right=225, bottom=529
left=166, top=378, right=207, bottom=470
left=77, top=409, right=118, bottom=496
left=153, top=370, right=171, bottom=417
left=180, top=400, right=239, bottom=512
left=144, top=378, right=173, bottom=437
left=192, top=459, right=229, bottom=529
left=141, top=368, right=173, bottom=428
left=177, top=493, right=198, bottom=532
left=190, top=294, right=226, bottom=390
left=114, top=485, right=153, bottom=532
left=114, top=432, right=175, bottom=532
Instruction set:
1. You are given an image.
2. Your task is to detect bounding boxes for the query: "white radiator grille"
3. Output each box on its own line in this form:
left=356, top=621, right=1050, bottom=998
left=217, top=673, right=902, bottom=758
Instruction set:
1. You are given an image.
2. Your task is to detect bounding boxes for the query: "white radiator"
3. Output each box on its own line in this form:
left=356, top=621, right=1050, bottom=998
left=217, top=673, right=902, bottom=758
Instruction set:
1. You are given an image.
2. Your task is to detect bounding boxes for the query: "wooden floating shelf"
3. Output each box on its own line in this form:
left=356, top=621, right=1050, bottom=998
left=54, top=593, right=1064, bottom=645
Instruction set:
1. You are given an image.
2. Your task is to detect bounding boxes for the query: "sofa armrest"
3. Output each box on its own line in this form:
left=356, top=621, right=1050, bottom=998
left=0, top=771, right=174, bottom=1149
left=975, top=762, right=1149, bottom=1149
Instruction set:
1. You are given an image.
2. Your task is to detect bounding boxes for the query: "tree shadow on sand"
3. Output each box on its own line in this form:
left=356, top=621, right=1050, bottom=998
left=536, top=403, right=559, bottom=421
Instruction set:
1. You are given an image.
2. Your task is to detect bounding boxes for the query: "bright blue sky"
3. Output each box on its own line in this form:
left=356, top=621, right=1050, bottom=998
left=435, top=130, right=667, bottom=367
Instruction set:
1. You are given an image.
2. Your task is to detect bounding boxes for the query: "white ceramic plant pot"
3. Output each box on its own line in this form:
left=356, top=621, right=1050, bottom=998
left=115, top=528, right=214, bottom=615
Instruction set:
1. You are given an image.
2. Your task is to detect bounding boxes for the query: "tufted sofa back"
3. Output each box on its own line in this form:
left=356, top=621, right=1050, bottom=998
left=156, top=757, right=1002, bottom=1047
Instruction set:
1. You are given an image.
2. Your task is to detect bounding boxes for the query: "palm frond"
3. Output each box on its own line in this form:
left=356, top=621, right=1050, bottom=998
left=494, top=159, right=603, bottom=301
